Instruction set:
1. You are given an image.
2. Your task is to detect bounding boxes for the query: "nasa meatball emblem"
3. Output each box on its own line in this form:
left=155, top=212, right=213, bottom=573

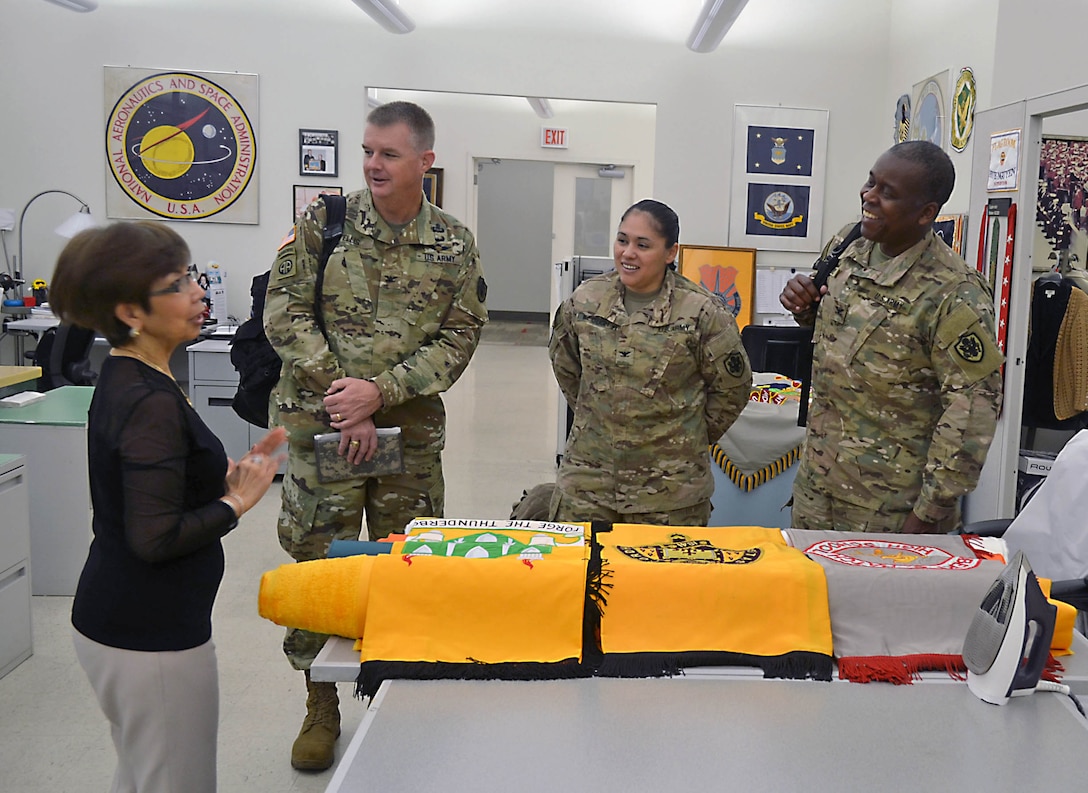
left=106, top=71, right=256, bottom=220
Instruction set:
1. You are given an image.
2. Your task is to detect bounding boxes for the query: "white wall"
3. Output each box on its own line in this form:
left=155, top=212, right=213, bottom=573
left=369, top=89, right=657, bottom=232
left=0, top=0, right=891, bottom=331
left=887, top=0, right=999, bottom=214
left=992, top=0, right=1088, bottom=107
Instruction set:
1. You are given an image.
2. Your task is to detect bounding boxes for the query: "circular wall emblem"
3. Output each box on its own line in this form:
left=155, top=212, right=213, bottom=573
left=763, top=191, right=795, bottom=223
left=803, top=539, right=982, bottom=570
left=950, top=67, right=976, bottom=152
left=911, top=79, right=944, bottom=148
left=106, top=72, right=256, bottom=219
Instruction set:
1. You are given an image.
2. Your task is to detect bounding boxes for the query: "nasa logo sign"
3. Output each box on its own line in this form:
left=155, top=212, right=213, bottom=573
left=106, top=71, right=256, bottom=220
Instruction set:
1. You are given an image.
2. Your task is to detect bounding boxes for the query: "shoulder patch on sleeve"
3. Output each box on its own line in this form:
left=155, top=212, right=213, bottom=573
left=953, top=332, right=985, bottom=363
left=725, top=351, right=746, bottom=378
left=477, top=276, right=488, bottom=303
left=277, top=227, right=295, bottom=251
left=273, top=255, right=297, bottom=281
left=937, top=302, right=1002, bottom=378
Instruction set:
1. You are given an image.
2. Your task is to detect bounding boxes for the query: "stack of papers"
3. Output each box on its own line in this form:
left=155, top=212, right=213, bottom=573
left=0, top=391, right=46, bottom=408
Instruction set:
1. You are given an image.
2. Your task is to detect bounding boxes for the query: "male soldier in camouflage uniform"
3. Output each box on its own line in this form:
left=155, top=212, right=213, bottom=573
left=780, top=141, right=1002, bottom=534
left=265, top=101, right=487, bottom=770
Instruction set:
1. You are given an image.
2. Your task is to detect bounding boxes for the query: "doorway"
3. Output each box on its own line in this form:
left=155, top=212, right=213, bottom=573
left=474, top=160, right=633, bottom=320
left=966, top=85, right=1088, bottom=520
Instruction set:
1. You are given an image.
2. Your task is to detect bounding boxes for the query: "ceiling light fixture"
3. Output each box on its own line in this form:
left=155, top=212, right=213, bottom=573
left=526, top=97, right=554, bottom=120
left=42, top=0, right=98, bottom=10
left=686, top=0, right=750, bottom=53
left=350, top=0, right=415, bottom=34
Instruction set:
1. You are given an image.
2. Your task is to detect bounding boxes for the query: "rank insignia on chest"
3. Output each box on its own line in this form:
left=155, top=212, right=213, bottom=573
left=954, top=331, right=985, bottom=362
left=725, top=351, right=746, bottom=377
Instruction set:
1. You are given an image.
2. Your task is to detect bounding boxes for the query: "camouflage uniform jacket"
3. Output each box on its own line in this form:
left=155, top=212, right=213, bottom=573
left=550, top=269, right=752, bottom=513
left=265, top=189, right=488, bottom=451
left=800, top=226, right=1003, bottom=524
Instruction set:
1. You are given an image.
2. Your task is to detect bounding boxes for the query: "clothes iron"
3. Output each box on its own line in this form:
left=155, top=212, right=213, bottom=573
left=963, top=551, right=1057, bottom=705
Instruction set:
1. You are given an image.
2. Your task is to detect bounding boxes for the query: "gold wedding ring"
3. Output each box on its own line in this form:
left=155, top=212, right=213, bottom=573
left=333, top=413, right=342, bottom=422
left=349, top=439, right=360, bottom=447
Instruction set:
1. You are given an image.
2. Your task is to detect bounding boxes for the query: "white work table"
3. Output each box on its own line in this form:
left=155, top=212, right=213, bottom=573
left=313, top=631, right=1088, bottom=693
left=324, top=675, right=1088, bottom=793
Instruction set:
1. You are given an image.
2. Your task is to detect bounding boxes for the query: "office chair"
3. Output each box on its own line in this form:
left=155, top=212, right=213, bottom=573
left=27, top=323, right=98, bottom=390
left=739, top=324, right=810, bottom=380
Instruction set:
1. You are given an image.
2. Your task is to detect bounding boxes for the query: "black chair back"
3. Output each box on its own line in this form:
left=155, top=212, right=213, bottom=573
left=739, top=325, right=810, bottom=380
left=33, top=324, right=98, bottom=390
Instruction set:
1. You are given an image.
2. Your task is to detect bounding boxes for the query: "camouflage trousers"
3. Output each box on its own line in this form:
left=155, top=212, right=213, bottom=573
left=548, top=486, right=712, bottom=527
left=278, top=441, right=444, bottom=671
left=791, top=478, right=959, bottom=534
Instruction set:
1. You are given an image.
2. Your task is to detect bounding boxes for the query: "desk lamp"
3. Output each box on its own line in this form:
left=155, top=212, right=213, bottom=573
left=13, top=190, right=97, bottom=300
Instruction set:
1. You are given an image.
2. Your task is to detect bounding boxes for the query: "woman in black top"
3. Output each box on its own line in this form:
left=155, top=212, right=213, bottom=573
left=50, top=221, right=285, bottom=793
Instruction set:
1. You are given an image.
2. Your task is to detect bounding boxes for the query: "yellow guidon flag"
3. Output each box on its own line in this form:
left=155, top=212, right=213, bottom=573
left=596, top=525, right=834, bottom=679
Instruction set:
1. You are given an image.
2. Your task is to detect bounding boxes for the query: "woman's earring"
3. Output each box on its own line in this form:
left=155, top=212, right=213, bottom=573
left=129, top=327, right=141, bottom=339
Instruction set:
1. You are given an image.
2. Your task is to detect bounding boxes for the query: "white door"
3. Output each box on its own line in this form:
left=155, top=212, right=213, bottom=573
left=549, top=163, right=634, bottom=311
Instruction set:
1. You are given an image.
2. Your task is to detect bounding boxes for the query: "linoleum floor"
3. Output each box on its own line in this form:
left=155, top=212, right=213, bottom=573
left=0, top=327, right=557, bottom=792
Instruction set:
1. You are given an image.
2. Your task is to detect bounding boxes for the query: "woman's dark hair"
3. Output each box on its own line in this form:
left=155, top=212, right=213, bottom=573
left=621, top=199, right=680, bottom=258
left=50, top=221, right=190, bottom=347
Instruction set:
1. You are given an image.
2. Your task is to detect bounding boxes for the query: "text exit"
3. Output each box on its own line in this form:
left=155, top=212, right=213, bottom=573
left=541, top=127, right=569, bottom=148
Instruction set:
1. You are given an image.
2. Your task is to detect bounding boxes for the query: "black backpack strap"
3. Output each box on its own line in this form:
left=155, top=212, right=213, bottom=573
left=314, top=194, right=347, bottom=337
left=796, top=221, right=863, bottom=427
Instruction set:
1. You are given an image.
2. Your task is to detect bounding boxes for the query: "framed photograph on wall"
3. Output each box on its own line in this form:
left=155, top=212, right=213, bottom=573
left=423, top=167, right=444, bottom=207
left=729, top=105, right=829, bottom=252
left=293, top=185, right=343, bottom=222
left=933, top=213, right=967, bottom=256
left=678, top=244, right=758, bottom=330
left=299, top=129, right=338, bottom=177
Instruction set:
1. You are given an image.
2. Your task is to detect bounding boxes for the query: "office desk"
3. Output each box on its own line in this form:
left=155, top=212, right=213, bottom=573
left=0, top=365, right=41, bottom=396
left=4, top=315, right=59, bottom=364
left=0, top=386, right=93, bottom=595
left=325, top=676, right=1088, bottom=793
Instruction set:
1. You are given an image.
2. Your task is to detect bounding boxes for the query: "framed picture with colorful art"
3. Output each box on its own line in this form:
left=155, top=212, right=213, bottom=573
left=677, top=245, right=758, bottom=330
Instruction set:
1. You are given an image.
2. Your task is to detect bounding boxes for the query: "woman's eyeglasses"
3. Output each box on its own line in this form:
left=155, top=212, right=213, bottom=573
left=149, top=273, right=199, bottom=296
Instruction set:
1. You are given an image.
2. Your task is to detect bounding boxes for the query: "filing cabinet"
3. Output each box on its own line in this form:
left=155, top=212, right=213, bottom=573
left=188, top=339, right=283, bottom=472
left=0, top=454, right=32, bottom=678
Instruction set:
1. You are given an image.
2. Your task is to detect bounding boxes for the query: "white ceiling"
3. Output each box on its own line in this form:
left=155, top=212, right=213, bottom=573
left=90, top=0, right=853, bottom=47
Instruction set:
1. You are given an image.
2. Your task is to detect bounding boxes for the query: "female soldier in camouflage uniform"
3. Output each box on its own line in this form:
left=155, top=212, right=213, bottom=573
left=549, top=200, right=752, bottom=525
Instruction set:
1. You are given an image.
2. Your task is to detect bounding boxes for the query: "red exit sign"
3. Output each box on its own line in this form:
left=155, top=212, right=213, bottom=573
left=541, top=127, right=568, bottom=148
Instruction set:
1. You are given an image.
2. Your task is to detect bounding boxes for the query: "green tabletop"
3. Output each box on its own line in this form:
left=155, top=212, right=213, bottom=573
left=0, top=386, right=94, bottom=426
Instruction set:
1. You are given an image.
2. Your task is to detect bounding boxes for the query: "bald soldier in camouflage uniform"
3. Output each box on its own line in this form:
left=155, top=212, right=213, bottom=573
left=550, top=200, right=752, bottom=526
left=781, top=141, right=1002, bottom=534
left=266, top=102, right=487, bottom=770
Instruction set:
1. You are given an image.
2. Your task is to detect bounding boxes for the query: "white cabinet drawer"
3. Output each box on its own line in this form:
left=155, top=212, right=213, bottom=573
left=190, top=349, right=239, bottom=384
left=0, top=560, right=32, bottom=679
left=0, top=462, right=29, bottom=576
